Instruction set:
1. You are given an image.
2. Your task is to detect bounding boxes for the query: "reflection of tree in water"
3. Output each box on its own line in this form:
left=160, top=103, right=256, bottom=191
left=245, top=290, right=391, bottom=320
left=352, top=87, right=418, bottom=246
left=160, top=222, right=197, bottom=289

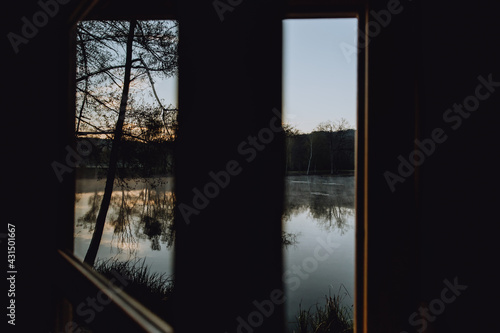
left=282, top=231, right=299, bottom=247
left=108, top=187, right=138, bottom=254
left=77, top=189, right=102, bottom=233
left=135, top=180, right=175, bottom=251
left=78, top=178, right=175, bottom=253
left=283, top=176, right=355, bottom=235
left=79, top=176, right=353, bottom=252
left=308, top=190, right=354, bottom=235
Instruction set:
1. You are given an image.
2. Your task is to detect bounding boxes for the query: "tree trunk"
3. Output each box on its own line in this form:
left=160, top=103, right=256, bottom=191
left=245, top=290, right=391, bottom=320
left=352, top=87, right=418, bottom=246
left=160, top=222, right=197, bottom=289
left=330, top=137, right=334, bottom=175
left=84, top=20, right=137, bottom=266
left=306, top=136, right=313, bottom=175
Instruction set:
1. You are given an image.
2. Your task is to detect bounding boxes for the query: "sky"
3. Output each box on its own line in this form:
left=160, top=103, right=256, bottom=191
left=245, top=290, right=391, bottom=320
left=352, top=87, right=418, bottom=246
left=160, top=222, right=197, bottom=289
left=156, top=18, right=358, bottom=134
left=283, top=18, right=358, bottom=133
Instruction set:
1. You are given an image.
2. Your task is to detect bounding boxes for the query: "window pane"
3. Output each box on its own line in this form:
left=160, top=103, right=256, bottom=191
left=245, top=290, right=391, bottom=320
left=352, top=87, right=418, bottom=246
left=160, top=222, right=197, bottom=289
left=282, top=18, right=357, bottom=333
left=73, top=19, right=178, bottom=326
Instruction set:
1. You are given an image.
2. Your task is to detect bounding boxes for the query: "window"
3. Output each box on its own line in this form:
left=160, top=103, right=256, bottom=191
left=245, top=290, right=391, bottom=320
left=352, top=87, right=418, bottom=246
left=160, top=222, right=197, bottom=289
left=73, top=18, right=178, bottom=328
left=282, top=18, right=357, bottom=332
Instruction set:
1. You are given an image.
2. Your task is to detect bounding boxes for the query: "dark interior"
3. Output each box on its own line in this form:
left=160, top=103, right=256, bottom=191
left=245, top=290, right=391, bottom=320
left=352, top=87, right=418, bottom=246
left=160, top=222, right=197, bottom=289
left=3, top=0, right=499, bottom=332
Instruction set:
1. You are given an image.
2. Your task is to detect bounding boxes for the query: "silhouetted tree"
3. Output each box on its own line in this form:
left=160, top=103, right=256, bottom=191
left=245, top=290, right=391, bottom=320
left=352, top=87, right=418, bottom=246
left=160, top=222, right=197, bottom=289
left=306, top=132, right=314, bottom=175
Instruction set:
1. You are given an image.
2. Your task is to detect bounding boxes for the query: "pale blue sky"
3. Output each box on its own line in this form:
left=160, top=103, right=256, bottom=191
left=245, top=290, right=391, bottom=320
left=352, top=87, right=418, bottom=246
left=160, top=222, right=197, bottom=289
left=156, top=18, right=358, bottom=134
left=283, top=18, right=358, bottom=133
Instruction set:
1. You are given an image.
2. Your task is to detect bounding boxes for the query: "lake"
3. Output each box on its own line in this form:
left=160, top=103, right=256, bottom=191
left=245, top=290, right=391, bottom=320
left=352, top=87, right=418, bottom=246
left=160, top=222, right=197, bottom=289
left=74, top=174, right=355, bottom=332
left=282, top=175, right=355, bottom=331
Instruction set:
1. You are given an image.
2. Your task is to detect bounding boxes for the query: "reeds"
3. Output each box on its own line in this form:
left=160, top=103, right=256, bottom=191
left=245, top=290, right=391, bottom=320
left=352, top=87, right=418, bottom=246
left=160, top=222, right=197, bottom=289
left=293, top=285, right=353, bottom=333
left=94, top=258, right=174, bottom=321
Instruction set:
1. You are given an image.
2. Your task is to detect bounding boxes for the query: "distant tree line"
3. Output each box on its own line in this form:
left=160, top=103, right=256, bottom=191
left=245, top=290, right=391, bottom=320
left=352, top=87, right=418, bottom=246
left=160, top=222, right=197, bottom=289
left=78, top=118, right=354, bottom=178
left=77, top=134, right=175, bottom=179
left=285, top=119, right=355, bottom=175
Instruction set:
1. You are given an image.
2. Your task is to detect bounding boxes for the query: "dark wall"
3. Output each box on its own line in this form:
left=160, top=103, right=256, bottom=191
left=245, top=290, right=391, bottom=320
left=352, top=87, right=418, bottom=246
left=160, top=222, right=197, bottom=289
left=366, top=0, right=500, bottom=332
left=364, top=0, right=420, bottom=330
left=417, top=1, right=500, bottom=332
left=3, top=1, right=75, bottom=332
left=173, top=1, right=285, bottom=332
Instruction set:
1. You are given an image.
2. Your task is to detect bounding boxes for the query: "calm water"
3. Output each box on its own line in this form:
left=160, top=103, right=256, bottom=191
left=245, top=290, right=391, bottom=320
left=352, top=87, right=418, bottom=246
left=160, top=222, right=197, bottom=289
left=74, top=176, right=176, bottom=276
left=283, top=175, right=355, bottom=331
left=74, top=174, right=355, bottom=332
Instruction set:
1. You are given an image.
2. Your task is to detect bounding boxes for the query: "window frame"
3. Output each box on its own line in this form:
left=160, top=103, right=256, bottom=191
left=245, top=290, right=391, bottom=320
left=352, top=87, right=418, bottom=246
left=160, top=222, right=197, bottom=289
left=282, top=7, right=367, bottom=333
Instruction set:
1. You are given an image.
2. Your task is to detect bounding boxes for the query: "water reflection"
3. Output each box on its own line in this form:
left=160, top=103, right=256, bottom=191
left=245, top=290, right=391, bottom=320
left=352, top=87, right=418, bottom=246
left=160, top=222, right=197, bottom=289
left=76, top=175, right=353, bottom=257
left=283, top=175, right=354, bottom=234
left=135, top=181, right=175, bottom=251
left=109, top=188, right=137, bottom=250
left=282, top=175, right=355, bottom=332
left=75, top=174, right=355, bottom=332
left=76, top=177, right=175, bottom=255
left=282, top=231, right=300, bottom=247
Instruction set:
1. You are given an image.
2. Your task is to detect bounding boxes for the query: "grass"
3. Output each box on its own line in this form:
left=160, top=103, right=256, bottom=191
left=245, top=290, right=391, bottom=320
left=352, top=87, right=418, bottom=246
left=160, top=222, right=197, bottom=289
left=293, top=286, right=354, bottom=333
left=93, top=258, right=174, bottom=322
left=91, top=258, right=353, bottom=333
